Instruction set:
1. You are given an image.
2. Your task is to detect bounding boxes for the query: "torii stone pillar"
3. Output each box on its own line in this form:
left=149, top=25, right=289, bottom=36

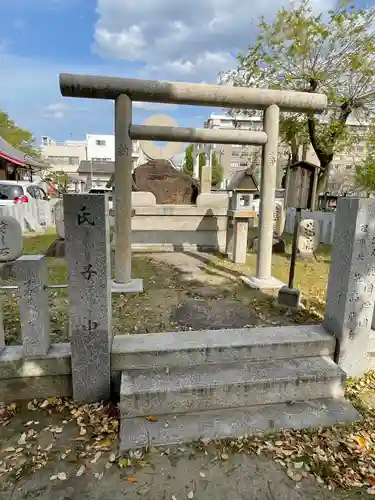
left=242, top=105, right=285, bottom=289
left=112, top=94, right=143, bottom=293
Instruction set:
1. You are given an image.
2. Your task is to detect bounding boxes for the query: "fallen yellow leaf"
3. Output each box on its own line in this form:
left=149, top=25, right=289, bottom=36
left=94, top=437, right=112, bottom=448
left=146, top=416, right=159, bottom=422
left=126, top=476, right=138, bottom=483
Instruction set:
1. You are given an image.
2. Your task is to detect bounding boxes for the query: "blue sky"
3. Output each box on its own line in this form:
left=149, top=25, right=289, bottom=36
left=0, top=0, right=370, bottom=145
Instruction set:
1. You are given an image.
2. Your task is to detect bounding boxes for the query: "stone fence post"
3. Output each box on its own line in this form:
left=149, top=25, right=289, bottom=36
left=324, top=197, right=375, bottom=376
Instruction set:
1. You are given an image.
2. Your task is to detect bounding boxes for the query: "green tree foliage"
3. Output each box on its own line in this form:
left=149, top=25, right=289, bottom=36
left=182, top=144, right=194, bottom=176
left=219, top=0, right=375, bottom=193
left=183, top=146, right=223, bottom=186
left=355, top=127, right=375, bottom=193
left=211, top=151, right=224, bottom=186
left=0, top=109, right=39, bottom=157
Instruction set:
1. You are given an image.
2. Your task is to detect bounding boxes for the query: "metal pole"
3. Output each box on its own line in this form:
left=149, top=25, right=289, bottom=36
left=114, top=94, right=132, bottom=284
left=288, top=208, right=301, bottom=289
left=310, top=166, right=319, bottom=211
left=256, top=104, right=280, bottom=280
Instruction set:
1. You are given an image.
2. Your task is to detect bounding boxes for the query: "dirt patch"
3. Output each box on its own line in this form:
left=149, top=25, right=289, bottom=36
left=174, top=298, right=263, bottom=330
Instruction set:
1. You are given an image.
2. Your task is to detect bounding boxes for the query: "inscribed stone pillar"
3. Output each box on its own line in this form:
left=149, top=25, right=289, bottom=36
left=324, top=197, right=375, bottom=376
left=193, top=145, right=200, bottom=179
left=64, top=193, right=112, bottom=403
left=15, top=255, right=51, bottom=357
left=200, top=165, right=212, bottom=194
left=0, top=216, right=23, bottom=262
left=0, top=295, right=4, bottom=352
left=232, top=218, right=249, bottom=264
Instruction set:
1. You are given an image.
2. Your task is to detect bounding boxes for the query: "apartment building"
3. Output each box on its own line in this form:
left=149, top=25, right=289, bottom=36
left=204, top=112, right=370, bottom=193
left=203, top=113, right=288, bottom=187
left=304, top=116, right=369, bottom=194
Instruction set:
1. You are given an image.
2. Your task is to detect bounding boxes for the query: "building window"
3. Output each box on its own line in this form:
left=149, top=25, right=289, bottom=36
left=240, top=162, right=248, bottom=167
left=232, top=151, right=240, bottom=157
left=92, top=157, right=111, bottom=161
left=345, top=164, right=352, bottom=170
left=230, top=162, right=239, bottom=169
left=96, top=140, right=106, bottom=146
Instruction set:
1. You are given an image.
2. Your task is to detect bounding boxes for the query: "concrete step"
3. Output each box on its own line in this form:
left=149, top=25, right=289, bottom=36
left=119, top=397, right=362, bottom=451
left=120, top=356, right=345, bottom=417
left=112, top=325, right=335, bottom=371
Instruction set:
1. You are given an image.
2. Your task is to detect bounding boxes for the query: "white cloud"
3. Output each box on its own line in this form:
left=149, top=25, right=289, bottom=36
left=43, top=102, right=68, bottom=120
left=132, top=102, right=177, bottom=110
left=93, top=0, right=337, bottom=82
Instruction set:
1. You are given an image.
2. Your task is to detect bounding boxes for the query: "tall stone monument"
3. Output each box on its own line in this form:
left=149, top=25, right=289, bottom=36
left=324, top=197, right=375, bottom=376
left=64, top=194, right=112, bottom=403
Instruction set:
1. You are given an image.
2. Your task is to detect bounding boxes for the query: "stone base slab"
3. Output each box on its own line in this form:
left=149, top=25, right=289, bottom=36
left=111, top=279, right=144, bottom=294
left=277, top=286, right=301, bottom=310
left=119, top=397, right=362, bottom=451
left=241, top=275, right=285, bottom=290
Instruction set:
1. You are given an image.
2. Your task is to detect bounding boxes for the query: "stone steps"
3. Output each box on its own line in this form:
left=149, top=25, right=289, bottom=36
left=120, top=356, right=345, bottom=417
left=112, top=325, right=335, bottom=371
left=119, top=398, right=362, bottom=451
left=118, top=325, right=360, bottom=451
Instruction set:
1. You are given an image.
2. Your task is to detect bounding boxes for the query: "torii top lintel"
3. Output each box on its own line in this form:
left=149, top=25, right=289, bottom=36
left=59, top=73, right=327, bottom=113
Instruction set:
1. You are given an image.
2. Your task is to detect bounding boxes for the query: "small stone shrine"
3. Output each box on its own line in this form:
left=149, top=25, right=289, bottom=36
left=297, top=219, right=320, bottom=259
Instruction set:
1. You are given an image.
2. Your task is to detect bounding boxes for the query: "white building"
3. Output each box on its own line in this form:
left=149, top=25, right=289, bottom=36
left=86, top=133, right=145, bottom=166
left=40, top=134, right=145, bottom=191
left=40, top=136, right=87, bottom=174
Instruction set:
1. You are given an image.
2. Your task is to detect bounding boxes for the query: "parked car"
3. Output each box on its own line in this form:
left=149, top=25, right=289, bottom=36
left=0, top=181, right=49, bottom=206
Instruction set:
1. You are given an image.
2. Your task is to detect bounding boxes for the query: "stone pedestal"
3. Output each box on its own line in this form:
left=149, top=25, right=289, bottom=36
left=15, top=255, right=51, bottom=357
left=324, top=197, right=375, bottom=376
left=64, top=194, right=112, bottom=403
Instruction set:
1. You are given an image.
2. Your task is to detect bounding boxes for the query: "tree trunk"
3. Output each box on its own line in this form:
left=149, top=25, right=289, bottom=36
left=317, top=161, right=331, bottom=194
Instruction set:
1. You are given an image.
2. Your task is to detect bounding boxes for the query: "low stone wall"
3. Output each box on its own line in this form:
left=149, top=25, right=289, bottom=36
left=0, top=198, right=57, bottom=234
left=130, top=205, right=228, bottom=252
left=0, top=325, right=334, bottom=403
left=285, top=209, right=335, bottom=245
left=110, top=192, right=230, bottom=252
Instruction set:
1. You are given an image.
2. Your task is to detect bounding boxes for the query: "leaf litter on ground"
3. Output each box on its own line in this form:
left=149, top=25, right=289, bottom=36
left=3, top=371, right=375, bottom=492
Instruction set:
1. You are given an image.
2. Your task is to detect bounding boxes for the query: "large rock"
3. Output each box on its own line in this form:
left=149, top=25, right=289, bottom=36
left=133, top=159, right=200, bottom=204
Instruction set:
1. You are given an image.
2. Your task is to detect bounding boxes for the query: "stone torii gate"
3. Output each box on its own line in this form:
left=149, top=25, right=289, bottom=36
left=59, top=73, right=327, bottom=291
